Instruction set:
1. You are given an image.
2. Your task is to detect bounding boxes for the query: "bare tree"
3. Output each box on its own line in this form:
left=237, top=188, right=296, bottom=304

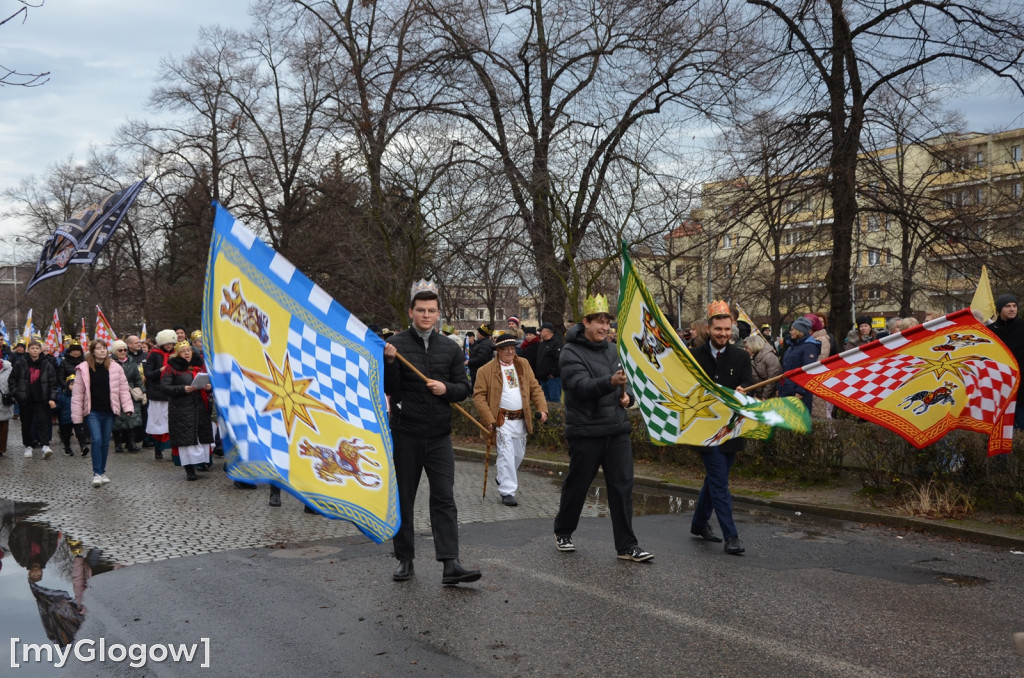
left=0, top=1, right=49, bottom=88
left=422, top=0, right=739, bottom=323
left=745, top=0, right=1024, bottom=340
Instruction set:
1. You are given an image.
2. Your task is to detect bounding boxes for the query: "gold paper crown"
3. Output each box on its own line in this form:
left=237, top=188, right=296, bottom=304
left=410, top=279, right=439, bottom=299
left=174, top=340, right=191, bottom=352
left=707, top=299, right=731, bottom=319
left=583, top=294, right=611, bottom=317
left=191, top=330, right=203, bottom=341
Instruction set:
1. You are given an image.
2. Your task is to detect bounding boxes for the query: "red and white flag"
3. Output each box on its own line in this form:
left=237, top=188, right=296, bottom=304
left=51, top=309, right=63, bottom=352
left=79, top=318, right=89, bottom=345
left=783, top=309, right=1019, bottom=456
left=44, top=322, right=60, bottom=355
left=94, top=306, right=117, bottom=348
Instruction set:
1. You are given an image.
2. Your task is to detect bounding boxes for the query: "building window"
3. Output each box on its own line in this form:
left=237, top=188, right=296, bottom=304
left=782, top=230, right=807, bottom=246
left=867, top=288, right=882, bottom=300
left=865, top=214, right=880, bottom=232
left=674, top=264, right=685, bottom=278
left=496, top=308, right=505, bottom=319
left=722, top=234, right=733, bottom=249
left=456, top=308, right=466, bottom=320
left=476, top=309, right=485, bottom=320
left=976, top=151, right=985, bottom=167
left=866, top=249, right=882, bottom=266
left=1012, top=145, right=1021, bottom=163
left=1014, top=183, right=1022, bottom=199
left=975, top=187, right=984, bottom=205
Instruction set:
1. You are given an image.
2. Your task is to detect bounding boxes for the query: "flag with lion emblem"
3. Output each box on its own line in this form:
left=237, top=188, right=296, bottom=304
left=202, top=203, right=398, bottom=541
left=618, top=243, right=810, bottom=446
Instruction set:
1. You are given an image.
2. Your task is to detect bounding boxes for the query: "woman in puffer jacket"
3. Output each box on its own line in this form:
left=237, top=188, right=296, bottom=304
left=161, top=341, right=213, bottom=481
left=71, top=340, right=134, bottom=487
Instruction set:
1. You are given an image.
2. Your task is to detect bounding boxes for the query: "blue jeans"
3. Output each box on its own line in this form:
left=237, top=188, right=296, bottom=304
left=691, top=447, right=738, bottom=540
left=541, top=378, right=562, bottom=403
left=85, top=411, right=116, bottom=475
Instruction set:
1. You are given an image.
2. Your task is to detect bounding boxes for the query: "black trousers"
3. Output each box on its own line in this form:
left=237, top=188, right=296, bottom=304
left=59, top=422, right=88, bottom=450
left=553, top=433, right=638, bottom=553
left=392, top=431, right=460, bottom=562
left=20, top=402, right=53, bottom=447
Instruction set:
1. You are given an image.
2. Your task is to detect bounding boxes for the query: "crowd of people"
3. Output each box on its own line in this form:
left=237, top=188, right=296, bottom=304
left=0, top=328, right=215, bottom=486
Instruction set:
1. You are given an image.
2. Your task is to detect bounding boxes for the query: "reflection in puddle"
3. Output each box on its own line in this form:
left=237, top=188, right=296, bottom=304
left=562, top=482, right=691, bottom=517
left=1, top=498, right=115, bottom=669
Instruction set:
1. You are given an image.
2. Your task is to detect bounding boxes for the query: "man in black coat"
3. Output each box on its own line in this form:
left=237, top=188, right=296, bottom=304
left=534, top=322, right=563, bottom=402
left=552, top=296, right=653, bottom=562
left=10, top=339, right=59, bottom=459
left=467, top=323, right=494, bottom=385
left=383, top=288, right=481, bottom=586
left=990, top=293, right=1024, bottom=430
left=690, top=302, right=754, bottom=555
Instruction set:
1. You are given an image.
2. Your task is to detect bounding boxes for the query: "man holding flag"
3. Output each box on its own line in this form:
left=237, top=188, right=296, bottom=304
left=689, top=301, right=754, bottom=555
left=383, top=283, right=481, bottom=585
left=989, top=293, right=1024, bottom=430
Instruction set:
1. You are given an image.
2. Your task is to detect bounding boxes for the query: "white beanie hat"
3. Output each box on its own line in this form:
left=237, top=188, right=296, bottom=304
left=155, top=329, right=177, bottom=347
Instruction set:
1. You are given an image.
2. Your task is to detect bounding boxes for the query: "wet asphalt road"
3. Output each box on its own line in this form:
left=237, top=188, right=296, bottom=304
left=63, top=509, right=1024, bottom=678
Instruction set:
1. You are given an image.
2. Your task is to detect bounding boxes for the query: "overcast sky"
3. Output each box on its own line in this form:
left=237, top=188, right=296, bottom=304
left=1, top=0, right=1022, bottom=258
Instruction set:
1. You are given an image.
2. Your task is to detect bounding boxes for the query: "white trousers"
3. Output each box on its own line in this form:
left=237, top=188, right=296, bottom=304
left=495, top=418, right=527, bottom=496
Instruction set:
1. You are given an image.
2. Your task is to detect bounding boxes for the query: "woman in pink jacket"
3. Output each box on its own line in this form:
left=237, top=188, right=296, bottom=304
left=72, top=340, right=134, bottom=487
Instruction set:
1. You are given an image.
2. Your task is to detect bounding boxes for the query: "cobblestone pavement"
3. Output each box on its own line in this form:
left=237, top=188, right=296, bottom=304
left=0, top=419, right=600, bottom=565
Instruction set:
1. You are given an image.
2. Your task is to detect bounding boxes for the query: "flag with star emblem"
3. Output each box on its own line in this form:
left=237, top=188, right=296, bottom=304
left=202, top=203, right=398, bottom=542
left=784, top=309, right=1019, bottom=456
left=618, top=244, right=810, bottom=446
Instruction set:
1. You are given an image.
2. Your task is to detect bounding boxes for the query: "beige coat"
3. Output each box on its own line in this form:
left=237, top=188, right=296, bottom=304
left=472, top=356, right=547, bottom=435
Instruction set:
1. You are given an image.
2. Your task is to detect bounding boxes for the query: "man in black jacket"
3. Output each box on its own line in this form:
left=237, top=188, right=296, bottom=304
left=384, top=287, right=481, bottom=586
left=11, top=339, right=59, bottom=459
left=552, top=295, right=653, bottom=562
left=690, top=301, right=754, bottom=555
left=467, top=323, right=493, bottom=385
left=535, top=322, right=563, bottom=402
left=990, top=293, right=1024, bottom=430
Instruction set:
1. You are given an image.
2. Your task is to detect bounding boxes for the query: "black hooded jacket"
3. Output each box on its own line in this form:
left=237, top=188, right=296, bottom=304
left=559, top=323, right=634, bottom=439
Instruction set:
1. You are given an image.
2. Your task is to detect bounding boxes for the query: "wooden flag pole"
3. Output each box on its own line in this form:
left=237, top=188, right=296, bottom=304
left=482, top=428, right=495, bottom=497
left=743, top=373, right=786, bottom=395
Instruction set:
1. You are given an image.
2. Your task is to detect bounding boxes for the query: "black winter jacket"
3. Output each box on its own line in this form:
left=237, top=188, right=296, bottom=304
left=692, top=342, right=755, bottom=454
left=161, top=356, right=214, bottom=448
left=467, top=337, right=494, bottom=382
left=991, top=314, right=1024, bottom=406
left=144, top=347, right=171, bottom=401
left=535, top=337, right=562, bottom=381
left=559, top=323, right=634, bottom=439
left=57, top=351, right=85, bottom=392
left=11, top=354, right=59, bottom=404
left=385, top=329, right=471, bottom=438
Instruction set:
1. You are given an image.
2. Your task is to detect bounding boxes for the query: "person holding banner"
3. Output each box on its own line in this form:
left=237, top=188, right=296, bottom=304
left=690, top=301, right=754, bottom=555
left=990, top=293, right=1024, bottom=430
left=552, top=294, right=653, bottom=563
left=383, top=286, right=481, bottom=586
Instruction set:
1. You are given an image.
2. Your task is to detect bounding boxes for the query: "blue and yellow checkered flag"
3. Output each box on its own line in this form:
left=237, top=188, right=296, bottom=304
left=203, top=204, right=398, bottom=542
left=618, top=243, right=810, bottom=446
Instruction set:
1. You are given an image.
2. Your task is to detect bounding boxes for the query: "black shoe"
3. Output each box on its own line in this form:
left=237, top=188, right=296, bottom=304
left=724, top=538, right=745, bottom=555
left=501, top=494, right=518, bottom=506
left=441, top=559, right=481, bottom=586
left=196, top=463, right=210, bottom=472
left=114, top=445, right=124, bottom=454
left=393, top=560, right=414, bottom=581
left=81, top=446, right=90, bottom=457
left=690, top=524, right=723, bottom=542
left=127, top=442, right=139, bottom=452
left=154, top=449, right=163, bottom=460
left=234, top=481, right=257, bottom=490
left=185, top=465, right=197, bottom=481
left=269, top=488, right=281, bottom=507
left=304, top=505, right=316, bottom=514
left=64, top=448, right=74, bottom=456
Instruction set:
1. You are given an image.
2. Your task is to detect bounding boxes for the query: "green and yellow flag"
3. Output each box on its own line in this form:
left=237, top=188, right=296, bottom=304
left=617, top=243, right=810, bottom=445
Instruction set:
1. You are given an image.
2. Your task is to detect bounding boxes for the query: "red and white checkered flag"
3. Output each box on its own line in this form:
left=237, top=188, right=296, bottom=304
left=79, top=318, right=89, bottom=345
left=51, top=309, right=63, bottom=353
left=94, top=306, right=117, bottom=348
left=44, top=322, right=60, bottom=355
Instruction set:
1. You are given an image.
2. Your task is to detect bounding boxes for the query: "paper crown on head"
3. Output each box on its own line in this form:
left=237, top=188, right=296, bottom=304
left=190, top=330, right=203, bottom=341
left=583, top=294, right=611, bottom=317
left=493, top=332, right=517, bottom=348
left=63, top=334, right=73, bottom=343
left=174, top=340, right=191, bottom=353
left=478, top=323, right=492, bottom=336
left=67, top=340, right=82, bottom=349
left=707, top=300, right=731, bottom=319
left=410, top=279, right=439, bottom=299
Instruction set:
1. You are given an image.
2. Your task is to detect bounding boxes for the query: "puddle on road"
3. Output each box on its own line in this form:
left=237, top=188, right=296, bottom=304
left=1, top=499, right=117, bottom=676
left=546, top=477, right=691, bottom=517
left=935, top=573, right=989, bottom=587
left=775, top=529, right=848, bottom=544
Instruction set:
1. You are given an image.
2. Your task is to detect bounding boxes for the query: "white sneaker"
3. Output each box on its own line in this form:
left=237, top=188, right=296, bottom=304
left=23, top=447, right=33, bottom=458
left=100, top=474, right=111, bottom=484
left=42, top=446, right=53, bottom=459
left=92, top=474, right=103, bottom=487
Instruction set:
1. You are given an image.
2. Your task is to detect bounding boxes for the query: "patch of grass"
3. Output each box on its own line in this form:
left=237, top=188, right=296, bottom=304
left=897, top=479, right=975, bottom=520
